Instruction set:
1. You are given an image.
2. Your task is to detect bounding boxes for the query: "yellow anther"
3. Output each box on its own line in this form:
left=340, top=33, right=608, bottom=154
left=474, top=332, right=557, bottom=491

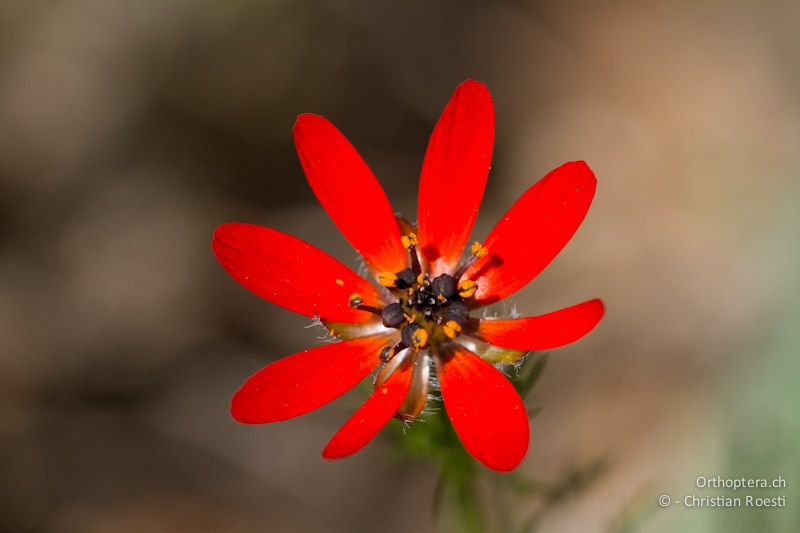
left=443, top=320, right=462, bottom=339
left=380, top=345, right=396, bottom=362
left=436, top=294, right=447, bottom=303
left=335, top=278, right=344, bottom=286
left=458, top=280, right=478, bottom=299
left=470, top=241, right=488, bottom=258
left=411, top=328, right=428, bottom=349
left=404, top=312, right=417, bottom=324
left=378, top=271, right=398, bottom=287
left=401, top=232, right=418, bottom=249
left=348, top=293, right=363, bottom=308
left=416, top=273, right=425, bottom=285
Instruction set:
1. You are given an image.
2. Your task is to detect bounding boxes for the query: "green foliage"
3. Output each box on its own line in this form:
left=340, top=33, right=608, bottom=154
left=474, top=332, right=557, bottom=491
left=387, top=353, right=608, bottom=532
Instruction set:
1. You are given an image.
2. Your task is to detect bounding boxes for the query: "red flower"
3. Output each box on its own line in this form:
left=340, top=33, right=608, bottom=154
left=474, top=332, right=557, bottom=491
left=212, top=80, right=603, bottom=471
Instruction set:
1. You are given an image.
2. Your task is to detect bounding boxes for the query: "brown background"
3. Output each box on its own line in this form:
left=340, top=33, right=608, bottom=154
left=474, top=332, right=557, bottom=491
left=1, top=1, right=799, bottom=532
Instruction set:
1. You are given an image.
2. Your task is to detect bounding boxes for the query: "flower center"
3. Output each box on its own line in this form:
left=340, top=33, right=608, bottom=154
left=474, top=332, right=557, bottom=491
left=348, top=232, right=485, bottom=362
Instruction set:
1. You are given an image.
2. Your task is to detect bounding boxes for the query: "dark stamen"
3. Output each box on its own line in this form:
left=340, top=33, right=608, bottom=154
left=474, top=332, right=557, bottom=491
left=380, top=345, right=396, bottom=363
left=401, top=324, right=428, bottom=349
left=348, top=293, right=383, bottom=316
left=381, top=303, right=406, bottom=328
left=431, top=274, right=456, bottom=299
left=395, top=268, right=416, bottom=288
left=408, top=245, right=421, bottom=276
left=401, top=233, right=422, bottom=275
left=355, top=304, right=383, bottom=316
left=444, top=301, right=470, bottom=327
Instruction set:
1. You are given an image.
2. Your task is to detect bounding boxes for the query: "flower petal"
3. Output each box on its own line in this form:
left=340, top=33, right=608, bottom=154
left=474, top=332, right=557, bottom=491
left=213, top=223, right=385, bottom=323
left=418, top=80, right=494, bottom=275
left=463, top=161, right=597, bottom=306
left=322, top=357, right=413, bottom=459
left=294, top=114, right=407, bottom=273
left=473, top=299, right=604, bottom=350
left=231, top=334, right=391, bottom=424
left=437, top=345, right=529, bottom=471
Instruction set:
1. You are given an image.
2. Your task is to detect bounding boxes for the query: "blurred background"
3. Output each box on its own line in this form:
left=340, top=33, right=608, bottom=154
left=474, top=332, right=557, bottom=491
left=1, top=1, right=799, bottom=531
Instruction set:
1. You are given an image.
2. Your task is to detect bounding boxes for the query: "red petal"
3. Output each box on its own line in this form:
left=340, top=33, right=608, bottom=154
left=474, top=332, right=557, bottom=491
left=464, top=161, right=597, bottom=306
left=437, top=345, right=529, bottom=471
left=213, top=223, right=385, bottom=323
left=322, top=359, right=413, bottom=459
left=294, top=114, right=407, bottom=273
left=231, top=334, right=390, bottom=424
left=474, top=299, right=604, bottom=350
left=418, top=80, right=494, bottom=275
